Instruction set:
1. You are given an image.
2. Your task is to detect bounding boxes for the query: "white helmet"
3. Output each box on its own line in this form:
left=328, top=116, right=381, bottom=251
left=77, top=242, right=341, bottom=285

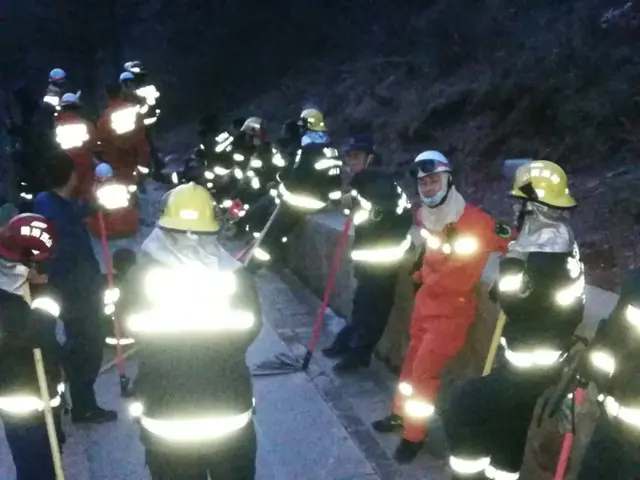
left=60, top=93, right=79, bottom=106
left=414, top=150, right=451, bottom=178
left=119, top=72, right=135, bottom=83
left=49, top=68, right=66, bottom=82
left=124, top=61, right=143, bottom=73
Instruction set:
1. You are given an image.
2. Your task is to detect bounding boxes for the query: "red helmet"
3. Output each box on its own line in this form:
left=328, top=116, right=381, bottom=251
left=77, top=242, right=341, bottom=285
left=0, top=214, right=56, bottom=263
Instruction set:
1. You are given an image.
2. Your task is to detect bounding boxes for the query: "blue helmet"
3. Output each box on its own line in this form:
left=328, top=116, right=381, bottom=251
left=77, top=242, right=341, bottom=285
left=344, top=134, right=374, bottom=154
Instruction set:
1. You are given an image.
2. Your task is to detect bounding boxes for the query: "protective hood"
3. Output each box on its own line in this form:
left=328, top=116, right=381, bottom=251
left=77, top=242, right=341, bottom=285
left=301, top=131, right=329, bottom=147
left=140, top=227, right=240, bottom=273
left=510, top=203, right=574, bottom=254
left=0, top=258, right=30, bottom=299
left=420, top=185, right=466, bottom=232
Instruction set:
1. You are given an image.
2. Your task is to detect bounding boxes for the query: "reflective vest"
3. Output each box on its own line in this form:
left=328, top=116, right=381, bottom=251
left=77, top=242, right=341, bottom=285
left=349, top=174, right=413, bottom=265
left=278, top=145, right=342, bottom=212
left=497, top=246, right=584, bottom=371
left=118, top=260, right=260, bottom=444
left=0, top=290, right=63, bottom=417
left=586, top=268, right=640, bottom=434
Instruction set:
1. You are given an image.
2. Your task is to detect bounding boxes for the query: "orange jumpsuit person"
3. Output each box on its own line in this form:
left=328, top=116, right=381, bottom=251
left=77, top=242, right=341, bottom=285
left=92, top=83, right=150, bottom=239
left=371, top=150, right=513, bottom=463
left=55, top=93, right=97, bottom=201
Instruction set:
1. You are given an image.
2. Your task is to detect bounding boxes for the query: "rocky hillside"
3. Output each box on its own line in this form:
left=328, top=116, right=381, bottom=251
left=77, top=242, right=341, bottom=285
left=233, top=0, right=640, bottom=290
left=1, top=0, right=639, bottom=289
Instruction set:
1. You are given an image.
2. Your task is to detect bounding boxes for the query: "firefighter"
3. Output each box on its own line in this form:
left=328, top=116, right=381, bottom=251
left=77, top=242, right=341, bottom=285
left=0, top=213, right=64, bottom=479
left=575, top=268, right=640, bottom=479
left=122, top=61, right=162, bottom=180
left=323, top=134, right=412, bottom=372
left=42, top=68, right=67, bottom=110
left=371, top=150, right=513, bottom=462
left=439, top=160, right=583, bottom=478
left=93, top=83, right=149, bottom=239
left=122, top=60, right=160, bottom=127
left=275, top=119, right=302, bottom=165
left=229, top=117, right=286, bottom=232
left=54, top=93, right=97, bottom=201
left=117, top=182, right=260, bottom=479
left=248, top=109, right=342, bottom=267
left=299, top=108, right=329, bottom=146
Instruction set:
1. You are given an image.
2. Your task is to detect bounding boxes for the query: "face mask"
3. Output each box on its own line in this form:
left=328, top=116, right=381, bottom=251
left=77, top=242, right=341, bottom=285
left=420, top=190, right=446, bottom=207
left=419, top=172, right=449, bottom=208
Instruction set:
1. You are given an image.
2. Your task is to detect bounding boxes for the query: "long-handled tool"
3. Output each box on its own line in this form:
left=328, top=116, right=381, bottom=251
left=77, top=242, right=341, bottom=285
left=34, top=348, right=65, bottom=480
left=241, top=203, right=282, bottom=266
left=93, top=164, right=131, bottom=395
left=96, top=209, right=130, bottom=395
left=553, top=386, right=586, bottom=480
left=25, top=286, right=65, bottom=479
left=251, top=216, right=352, bottom=376
left=483, top=311, right=507, bottom=376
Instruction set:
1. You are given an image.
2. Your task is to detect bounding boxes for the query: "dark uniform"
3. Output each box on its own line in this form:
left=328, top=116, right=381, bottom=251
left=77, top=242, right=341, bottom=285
left=442, top=160, right=584, bottom=479
left=0, top=289, right=64, bottom=480
left=576, top=268, right=640, bottom=479
left=250, top=143, right=343, bottom=266
left=118, top=244, right=261, bottom=479
left=323, top=170, right=412, bottom=370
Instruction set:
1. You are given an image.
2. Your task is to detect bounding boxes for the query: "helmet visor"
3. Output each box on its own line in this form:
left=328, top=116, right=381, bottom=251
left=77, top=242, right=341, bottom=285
left=415, top=159, right=450, bottom=178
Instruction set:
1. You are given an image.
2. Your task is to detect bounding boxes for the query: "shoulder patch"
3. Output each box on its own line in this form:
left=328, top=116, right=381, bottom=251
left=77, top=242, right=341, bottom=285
left=495, top=222, right=512, bottom=238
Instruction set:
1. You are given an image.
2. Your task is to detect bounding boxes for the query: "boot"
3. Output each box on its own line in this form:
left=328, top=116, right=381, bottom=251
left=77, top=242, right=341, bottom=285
left=72, top=406, right=118, bottom=424
left=371, top=413, right=404, bottom=433
left=321, top=343, right=349, bottom=359
left=333, top=354, right=371, bottom=373
left=393, top=438, right=422, bottom=463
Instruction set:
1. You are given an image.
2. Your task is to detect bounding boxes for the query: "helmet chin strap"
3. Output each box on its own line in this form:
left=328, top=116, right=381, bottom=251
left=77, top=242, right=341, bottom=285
left=515, top=199, right=530, bottom=231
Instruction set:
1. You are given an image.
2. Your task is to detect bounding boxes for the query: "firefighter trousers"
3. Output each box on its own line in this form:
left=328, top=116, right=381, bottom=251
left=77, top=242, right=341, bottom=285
left=332, top=266, right=398, bottom=359
left=392, top=318, right=472, bottom=443
left=2, top=411, right=64, bottom=480
left=576, top=416, right=640, bottom=480
left=442, top=365, right=556, bottom=476
left=144, top=420, right=257, bottom=480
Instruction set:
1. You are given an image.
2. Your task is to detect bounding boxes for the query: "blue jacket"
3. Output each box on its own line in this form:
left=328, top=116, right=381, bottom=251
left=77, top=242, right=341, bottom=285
left=34, top=191, right=104, bottom=320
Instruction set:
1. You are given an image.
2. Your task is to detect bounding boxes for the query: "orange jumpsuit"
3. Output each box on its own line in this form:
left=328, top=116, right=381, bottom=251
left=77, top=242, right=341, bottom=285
left=54, top=111, right=97, bottom=201
left=393, top=204, right=511, bottom=443
left=90, top=98, right=150, bottom=239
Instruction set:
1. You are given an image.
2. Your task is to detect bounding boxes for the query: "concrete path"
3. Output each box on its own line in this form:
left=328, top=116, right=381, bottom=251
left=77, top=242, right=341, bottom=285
left=0, top=181, right=447, bottom=479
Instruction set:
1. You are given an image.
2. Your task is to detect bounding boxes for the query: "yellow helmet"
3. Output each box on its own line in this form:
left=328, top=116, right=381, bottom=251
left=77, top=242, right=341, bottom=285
left=510, top=160, right=576, bottom=208
left=158, top=182, right=219, bottom=233
left=300, top=108, right=327, bottom=132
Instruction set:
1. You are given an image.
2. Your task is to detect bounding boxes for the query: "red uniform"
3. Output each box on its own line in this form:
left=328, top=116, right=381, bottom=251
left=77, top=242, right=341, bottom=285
left=393, top=204, right=511, bottom=443
left=90, top=98, right=150, bottom=239
left=54, top=111, right=96, bottom=201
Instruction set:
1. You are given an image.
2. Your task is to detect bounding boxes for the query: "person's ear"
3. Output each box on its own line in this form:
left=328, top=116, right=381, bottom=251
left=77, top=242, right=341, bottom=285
left=366, top=154, right=375, bottom=166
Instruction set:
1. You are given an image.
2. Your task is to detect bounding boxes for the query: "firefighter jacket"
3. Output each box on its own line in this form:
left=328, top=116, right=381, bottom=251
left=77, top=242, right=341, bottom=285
left=277, top=145, right=342, bottom=213
left=129, top=74, right=160, bottom=126
left=349, top=170, right=413, bottom=268
left=496, top=207, right=584, bottom=372
left=42, top=84, right=62, bottom=110
left=97, top=98, right=150, bottom=184
left=0, top=288, right=62, bottom=420
left=414, top=202, right=511, bottom=342
left=583, top=268, right=640, bottom=439
left=117, top=228, right=261, bottom=447
left=233, top=142, right=283, bottom=214
left=54, top=110, right=97, bottom=201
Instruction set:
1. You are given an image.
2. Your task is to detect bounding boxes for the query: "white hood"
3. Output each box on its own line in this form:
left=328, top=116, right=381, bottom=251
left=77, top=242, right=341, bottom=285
left=0, top=258, right=31, bottom=300
left=420, top=185, right=466, bottom=232
left=140, top=228, right=240, bottom=273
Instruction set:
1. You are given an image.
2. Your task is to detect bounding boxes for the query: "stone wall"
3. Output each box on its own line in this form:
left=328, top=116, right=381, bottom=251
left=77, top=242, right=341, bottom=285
left=287, top=211, right=620, bottom=478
